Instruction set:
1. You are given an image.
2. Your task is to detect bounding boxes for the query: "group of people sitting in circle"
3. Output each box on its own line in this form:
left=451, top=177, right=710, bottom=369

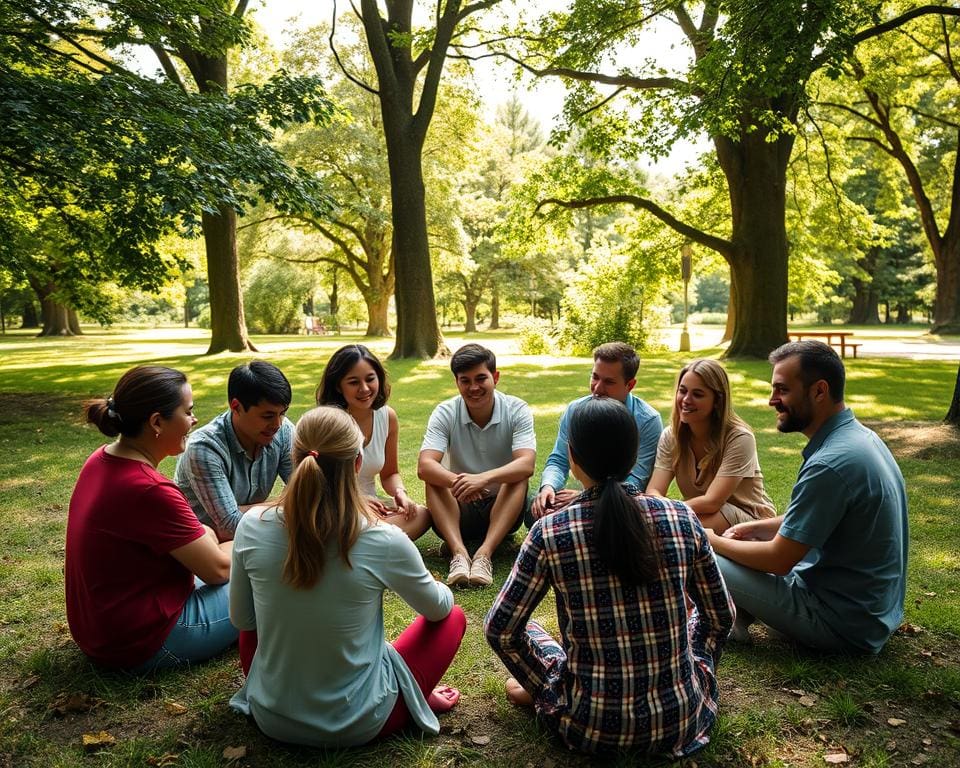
left=65, top=338, right=908, bottom=757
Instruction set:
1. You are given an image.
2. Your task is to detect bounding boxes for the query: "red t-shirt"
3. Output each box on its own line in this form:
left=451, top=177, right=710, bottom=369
left=65, top=447, right=205, bottom=667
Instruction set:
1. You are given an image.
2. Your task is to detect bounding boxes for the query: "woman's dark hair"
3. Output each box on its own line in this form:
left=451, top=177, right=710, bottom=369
left=315, top=344, right=390, bottom=410
left=568, top=397, right=659, bottom=586
left=84, top=366, right=188, bottom=439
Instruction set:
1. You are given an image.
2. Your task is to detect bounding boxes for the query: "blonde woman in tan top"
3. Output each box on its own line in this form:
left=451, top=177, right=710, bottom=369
left=646, top=359, right=775, bottom=533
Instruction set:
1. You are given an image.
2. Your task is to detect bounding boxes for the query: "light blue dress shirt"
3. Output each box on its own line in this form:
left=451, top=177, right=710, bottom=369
left=539, top=394, right=662, bottom=493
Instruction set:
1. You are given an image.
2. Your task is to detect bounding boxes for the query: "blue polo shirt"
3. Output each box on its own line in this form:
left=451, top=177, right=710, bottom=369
left=780, top=408, right=908, bottom=653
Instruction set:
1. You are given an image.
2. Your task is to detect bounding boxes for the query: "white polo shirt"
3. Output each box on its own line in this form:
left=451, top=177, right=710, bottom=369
left=420, top=390, right=536, bottom=492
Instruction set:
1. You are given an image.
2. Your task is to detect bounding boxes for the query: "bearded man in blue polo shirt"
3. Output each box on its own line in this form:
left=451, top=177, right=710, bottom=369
left=709, top=341, right=908, bottom=654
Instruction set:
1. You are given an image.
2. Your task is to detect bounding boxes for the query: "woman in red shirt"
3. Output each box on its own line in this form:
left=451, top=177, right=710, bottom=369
left=66, top=365, right=235, bottom=671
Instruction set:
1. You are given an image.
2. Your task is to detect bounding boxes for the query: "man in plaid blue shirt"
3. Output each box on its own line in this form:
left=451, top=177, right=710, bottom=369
left=175, top=361, right=294, bottom=541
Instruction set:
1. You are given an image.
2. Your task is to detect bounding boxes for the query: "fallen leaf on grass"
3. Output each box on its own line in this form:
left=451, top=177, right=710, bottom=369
left=48, top=692, right=105, bottom=716
left=19, top=674, right=40, bottom=690
left=886, top=739, right=897, bottom=752
left=81, top=731, right=116, bottom=751
left=897, top=622, right=923, bottom=635
left=888, top=718, right=907, bottom=727
left=222, top=745, right=248, bottom=760
left=470, top=735, right=491, bottom=746
left=147, top=754, right=179, bottom=766
left=164, top=701, right=188, bottom=716
left=910, top=755, right=929, bottom=765
left=799, top=695, right=818, bottom=707
left=824, top=747, right=849, bottom=764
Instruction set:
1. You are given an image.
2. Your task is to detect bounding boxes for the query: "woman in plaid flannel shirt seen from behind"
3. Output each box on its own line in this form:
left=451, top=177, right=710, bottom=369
left=485, top=396, right=735, bottom=757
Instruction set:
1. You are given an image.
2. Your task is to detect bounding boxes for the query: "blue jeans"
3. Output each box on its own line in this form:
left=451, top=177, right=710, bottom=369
left=132, top=578, right=237, bottom=673
left=715, top=555, right=860, bottom=653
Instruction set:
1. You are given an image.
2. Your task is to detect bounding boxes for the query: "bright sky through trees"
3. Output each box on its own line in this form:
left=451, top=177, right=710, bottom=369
left=248, top=0, right=706, bottom=174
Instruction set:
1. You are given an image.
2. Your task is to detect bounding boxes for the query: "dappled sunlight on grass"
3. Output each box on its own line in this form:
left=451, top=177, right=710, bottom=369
left=913, top=548, right=960, bottom=571
left=3, top=328, right=960, bottom=767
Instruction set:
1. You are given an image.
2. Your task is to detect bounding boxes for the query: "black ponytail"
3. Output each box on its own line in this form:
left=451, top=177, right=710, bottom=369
left=569, top=397, right=659, bottom=586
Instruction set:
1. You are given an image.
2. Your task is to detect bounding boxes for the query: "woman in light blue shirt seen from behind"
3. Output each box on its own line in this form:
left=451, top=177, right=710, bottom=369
left=229, top=406, right=465, bottom=746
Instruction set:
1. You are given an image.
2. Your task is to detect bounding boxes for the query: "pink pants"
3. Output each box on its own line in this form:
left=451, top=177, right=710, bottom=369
left=237, top=605, right=466, bottom=738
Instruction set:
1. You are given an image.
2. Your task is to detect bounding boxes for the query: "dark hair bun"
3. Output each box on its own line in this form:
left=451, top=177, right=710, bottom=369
left=84, top=398, right=121, bottom=438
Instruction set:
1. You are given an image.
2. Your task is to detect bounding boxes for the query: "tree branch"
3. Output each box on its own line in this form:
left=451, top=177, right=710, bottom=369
left=151, top=45, right=187, bottom=91
left=535, top=195, right=732, bottom=258
left=849, top=5, right=960, bottom=48
left=333, top=0, right=379, bottom=96
left=489, top=50, right=690, bottom=91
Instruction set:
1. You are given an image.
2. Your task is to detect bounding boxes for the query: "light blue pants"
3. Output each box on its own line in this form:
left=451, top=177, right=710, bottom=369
left=133, top=578, right=238, bottom=673
left=715, top=556, right=860, bottom=653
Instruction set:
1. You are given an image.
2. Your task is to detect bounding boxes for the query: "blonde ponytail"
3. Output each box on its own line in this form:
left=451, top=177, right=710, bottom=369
left=281, top=407, right=370, bottom=589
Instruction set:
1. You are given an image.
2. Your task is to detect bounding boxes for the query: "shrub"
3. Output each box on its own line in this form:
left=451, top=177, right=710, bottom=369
left=515, top=317, right=556, bottom=355
left=243, top=259, right=317, bottom=334
left=558, top=248, right=668, bottom=355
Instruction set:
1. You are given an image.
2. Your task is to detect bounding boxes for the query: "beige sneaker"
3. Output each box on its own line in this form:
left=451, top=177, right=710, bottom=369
left=446, top=554, right=471, bottom=586
left=468, top=554, right=493, bottom=587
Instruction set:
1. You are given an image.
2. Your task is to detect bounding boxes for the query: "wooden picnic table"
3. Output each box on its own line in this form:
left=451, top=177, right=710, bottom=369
left=787, top=331, right=860, bottom=358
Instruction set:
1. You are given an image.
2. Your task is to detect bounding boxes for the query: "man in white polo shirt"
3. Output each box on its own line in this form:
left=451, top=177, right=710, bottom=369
left=419, top=344, right=536, bottom=588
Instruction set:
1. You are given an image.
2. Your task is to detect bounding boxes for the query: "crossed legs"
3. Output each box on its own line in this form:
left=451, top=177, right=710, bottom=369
left=427, top=480, right=527, bottom=586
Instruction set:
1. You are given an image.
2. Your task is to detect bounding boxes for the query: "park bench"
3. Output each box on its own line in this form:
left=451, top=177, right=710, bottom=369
left=303, top=316, right=327, bottom=335
left=787, top=331, right=860, bottom=358
left=788, top=331, right=860, bottom=358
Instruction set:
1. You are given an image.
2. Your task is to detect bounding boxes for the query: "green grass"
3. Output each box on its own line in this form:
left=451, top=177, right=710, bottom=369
left=1, top=325, right=959, bottom=767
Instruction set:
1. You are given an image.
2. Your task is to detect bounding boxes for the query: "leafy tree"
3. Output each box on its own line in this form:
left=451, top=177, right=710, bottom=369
left=1, top=1, right=335, bottom=348
left=243, top=259, right=317, bottom=334
left=819, top=12, right=960, bottom=333
left=346, top=0, right=503, bottom=358
left=492, top=1, right=960, bottom=357
left=694, top=272, right=729, bottom=313
left=442, top=97, right=548, bottom=332
left=244, top=22, right=472, bottom=337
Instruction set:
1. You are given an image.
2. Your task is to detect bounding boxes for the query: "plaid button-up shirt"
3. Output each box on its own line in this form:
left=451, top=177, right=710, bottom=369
left=174, top=410, right=293, bottom=540
left=485, top=486, right=734, bottom=757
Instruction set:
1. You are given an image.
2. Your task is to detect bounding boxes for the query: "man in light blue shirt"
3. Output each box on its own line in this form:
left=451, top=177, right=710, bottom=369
left=530, top=341, right=662, bottom=522
left=709, top=341, right=908, bottom=654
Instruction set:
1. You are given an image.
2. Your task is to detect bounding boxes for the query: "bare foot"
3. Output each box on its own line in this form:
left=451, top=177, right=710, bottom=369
left=427, top=684, right=460, bottom=713
left=504, top=677, right=533, bottom=707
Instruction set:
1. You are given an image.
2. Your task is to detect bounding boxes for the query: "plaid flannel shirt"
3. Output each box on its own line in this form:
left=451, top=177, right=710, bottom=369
left=174, top=410, right=294, bottom=539
left=485, top=486, right=734, bottom=757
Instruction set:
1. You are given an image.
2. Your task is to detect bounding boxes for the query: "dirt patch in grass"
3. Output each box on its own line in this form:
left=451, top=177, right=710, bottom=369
left=0, top=392, right=80, bottom=426
left=865, top=420, right=960, bottom=461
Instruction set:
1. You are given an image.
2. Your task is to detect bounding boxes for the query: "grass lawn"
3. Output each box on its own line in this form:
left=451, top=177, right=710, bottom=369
left=1, top=327, right=958, bottom=767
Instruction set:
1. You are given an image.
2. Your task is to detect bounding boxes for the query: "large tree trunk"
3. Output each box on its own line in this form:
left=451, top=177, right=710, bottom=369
left=29, top=278, right=81, bottom=337
left=489, top=284, right=500, bottom=330
left=181, top=51, right=255, bottom=354
left=849, top=248, right=881, bottom=324
left=20, top=301, right=39, bottom=328
left=722, top=279, right=736, bottom=343
left=947, top=361, right=960, bottom=425
left=931, top=233, right=960, bottom=334
left=364, top=290, right=390, bottom=336
left=463, top=298, right=478, bottom=333
left=383, top=122, right=441, bottom=358
left=203, top=205, right=255, bottom=353
left=716, top=133, right=792, bottom=358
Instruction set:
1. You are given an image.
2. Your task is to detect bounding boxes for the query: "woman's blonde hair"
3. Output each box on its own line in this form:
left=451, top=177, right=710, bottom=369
left=280, top=406, right=372, bottom=589
left=670, top=359, right=749, bottom=479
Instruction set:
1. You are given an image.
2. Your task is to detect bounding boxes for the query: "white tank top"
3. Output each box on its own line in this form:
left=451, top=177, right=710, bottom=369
left=358, top=407, right=388, bottom=498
